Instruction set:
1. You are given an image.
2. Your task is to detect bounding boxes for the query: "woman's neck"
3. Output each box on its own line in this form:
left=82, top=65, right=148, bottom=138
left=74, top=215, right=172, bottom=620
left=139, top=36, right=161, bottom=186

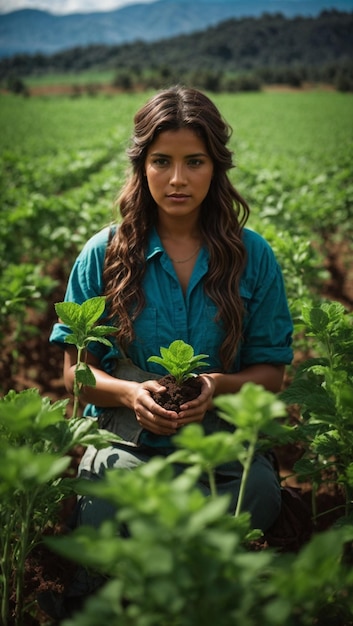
left=156, top=219, right=201, bottom=244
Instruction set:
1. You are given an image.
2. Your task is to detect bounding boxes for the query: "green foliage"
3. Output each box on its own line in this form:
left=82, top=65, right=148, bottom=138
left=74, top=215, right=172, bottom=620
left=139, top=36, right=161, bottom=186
left=213, top=384, right=290, bottom=517
left=0, top=262, right=58, bottom=357
left=147, top=339, right=209, bottom=384
left=0, top=93, right=351, bottom=337
left=0, top=388, right=117, bottom=626
left=45, top=383, right=353, bottom=626
left=1, top=12, right=352, bottom=91
left=281, top=301, right=353, bottom=520
left=170, top=383, right=291, bottom=514
left=0, top=90, right=352, bottom=623
left=45, top=385, right=282, bottom=624
left=47, top=458, right=269, bottom=626
left=55, top=297, right=113, bottom=352
left=55, top=296, right=116, bottom=417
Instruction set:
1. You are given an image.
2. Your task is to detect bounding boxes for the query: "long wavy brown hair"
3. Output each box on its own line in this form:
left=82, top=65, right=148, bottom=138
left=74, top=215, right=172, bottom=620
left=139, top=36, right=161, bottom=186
left=104, top=86, right=250, bottom=371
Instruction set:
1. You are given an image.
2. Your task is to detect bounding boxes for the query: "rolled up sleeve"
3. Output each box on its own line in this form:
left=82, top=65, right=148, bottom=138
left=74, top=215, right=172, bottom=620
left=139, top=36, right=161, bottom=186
left=239, top=230, right=293, bottom=368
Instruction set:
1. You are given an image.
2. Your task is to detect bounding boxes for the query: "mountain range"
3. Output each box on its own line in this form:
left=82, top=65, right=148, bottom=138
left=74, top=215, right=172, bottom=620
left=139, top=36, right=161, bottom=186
left=1, top=0, right=353, bottom=58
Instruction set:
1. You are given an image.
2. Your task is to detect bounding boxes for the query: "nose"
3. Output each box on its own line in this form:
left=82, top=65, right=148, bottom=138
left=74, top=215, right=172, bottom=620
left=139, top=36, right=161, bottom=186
left=169, top=162, right=187, bottom=186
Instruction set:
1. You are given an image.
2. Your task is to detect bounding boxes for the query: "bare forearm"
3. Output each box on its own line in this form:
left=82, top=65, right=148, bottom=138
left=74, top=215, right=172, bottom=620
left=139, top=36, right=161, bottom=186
left=63, top=348, right=180, bottom=433
left=63, top=348, right=137, bottom=409
left=208, top=363, right=285, bottom=397
left=68, top=365, right=139, bottom=408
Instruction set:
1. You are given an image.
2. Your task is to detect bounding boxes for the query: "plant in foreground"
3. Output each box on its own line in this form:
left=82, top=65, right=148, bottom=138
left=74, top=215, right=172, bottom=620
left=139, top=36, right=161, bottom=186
left=0, top=296, right=119, bottom=626
left=55, top=296, right=115, bottom=418
left=280, top=301, right=353, bottom=523
left=147, top=339, right=209, bottom=385
left=147, top=339, right=209, bottom=412
left=171, top=382, right=291, bottom=513
left=0, top=389, right=117, bottom=626
left=46, top=383, right=353, bottom=626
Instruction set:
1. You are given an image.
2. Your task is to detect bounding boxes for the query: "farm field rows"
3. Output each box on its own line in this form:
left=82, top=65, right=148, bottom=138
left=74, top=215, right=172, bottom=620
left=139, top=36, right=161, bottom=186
left=1, top=90, right=352, bottom=392
left=1, top=90, right=353, bottom=625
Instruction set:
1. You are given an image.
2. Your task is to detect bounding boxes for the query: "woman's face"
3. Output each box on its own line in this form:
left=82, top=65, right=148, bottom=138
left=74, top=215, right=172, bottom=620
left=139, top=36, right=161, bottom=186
left=145, top=128, right=214, bottom=222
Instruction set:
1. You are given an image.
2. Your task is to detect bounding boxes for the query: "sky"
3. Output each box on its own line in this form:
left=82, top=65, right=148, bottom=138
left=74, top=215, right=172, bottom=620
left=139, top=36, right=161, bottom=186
left=0, top=0, right=352, bottom=12
left=0, top=0, right=156, bottom=14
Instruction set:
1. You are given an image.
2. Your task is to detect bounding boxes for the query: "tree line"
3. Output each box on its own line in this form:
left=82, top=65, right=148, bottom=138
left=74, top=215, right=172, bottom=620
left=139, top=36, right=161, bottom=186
left=1, top=10, right=352, bottom=93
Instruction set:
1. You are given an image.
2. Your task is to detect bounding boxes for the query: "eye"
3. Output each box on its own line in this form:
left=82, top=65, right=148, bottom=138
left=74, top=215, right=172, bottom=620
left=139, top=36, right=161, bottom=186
left=188, top=158, right=204, bottom=167
left=152, top=157, right=169, bottom=167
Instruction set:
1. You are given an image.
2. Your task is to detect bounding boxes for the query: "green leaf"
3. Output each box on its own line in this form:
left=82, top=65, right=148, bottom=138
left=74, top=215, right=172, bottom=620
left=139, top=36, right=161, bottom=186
left=147, top=340, right=209, bottom=383
left=309, top=307, right=329, bottom=333
left=91, top=325, right=114, bottom=336
left=55, top=301, right=82, bottom=328
left=280, top=379, right=336, bottom=415
left=75, top=363, right=96, bottom=387
left=171, top=423, right=244, bottom=469
left=64, top=333, right=79, bottom=345
left=80, top=296, right=106, bottom=326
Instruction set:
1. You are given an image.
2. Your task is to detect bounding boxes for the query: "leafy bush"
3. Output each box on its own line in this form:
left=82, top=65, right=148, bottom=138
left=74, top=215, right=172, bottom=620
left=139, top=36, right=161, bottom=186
left=0, top=389, right=116, bottom=626
left=281, top=301, right=353, bottom=523
left=45, top=376, right=353, bottom=626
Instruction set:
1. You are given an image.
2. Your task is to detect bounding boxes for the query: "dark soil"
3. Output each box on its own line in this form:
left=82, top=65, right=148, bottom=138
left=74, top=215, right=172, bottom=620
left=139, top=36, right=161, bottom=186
left=150, top=374, right=202, bottom=412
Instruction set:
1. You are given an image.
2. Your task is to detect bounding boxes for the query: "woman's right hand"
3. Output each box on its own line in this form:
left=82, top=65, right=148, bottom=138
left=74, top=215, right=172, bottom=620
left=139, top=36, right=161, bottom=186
left=64, top=347, right=179, bottom=435
left=132, top=380, right=180, bottom=436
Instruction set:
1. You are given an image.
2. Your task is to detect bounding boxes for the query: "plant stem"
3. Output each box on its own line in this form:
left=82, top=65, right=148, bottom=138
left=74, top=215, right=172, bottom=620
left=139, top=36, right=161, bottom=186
left=207, top=467, right=217, bottom=499
left=0, top=508, right=15, bottom=626
left=234, top=434, right=257, bottom=518
left=14, top=493, right=34, bottom=626
left=72, top=345, right=84, bottom=419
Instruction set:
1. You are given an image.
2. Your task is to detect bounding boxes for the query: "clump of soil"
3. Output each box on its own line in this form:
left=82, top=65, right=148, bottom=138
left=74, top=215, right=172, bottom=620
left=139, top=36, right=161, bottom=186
left=151, top=374, right=202, bottom=412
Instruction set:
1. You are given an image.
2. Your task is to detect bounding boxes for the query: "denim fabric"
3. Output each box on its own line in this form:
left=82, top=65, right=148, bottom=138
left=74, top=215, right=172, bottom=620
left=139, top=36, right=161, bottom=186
left=77, top=443, right=281, bottom=533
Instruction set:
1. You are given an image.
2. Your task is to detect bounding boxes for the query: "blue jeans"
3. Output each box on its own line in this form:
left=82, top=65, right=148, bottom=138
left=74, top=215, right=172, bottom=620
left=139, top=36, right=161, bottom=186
left=77, top=442, right=281, bottom=533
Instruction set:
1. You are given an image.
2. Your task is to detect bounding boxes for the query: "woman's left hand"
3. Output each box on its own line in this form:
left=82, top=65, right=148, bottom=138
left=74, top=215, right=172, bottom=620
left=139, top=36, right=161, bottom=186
left=176, top=374, right=215, bottom=426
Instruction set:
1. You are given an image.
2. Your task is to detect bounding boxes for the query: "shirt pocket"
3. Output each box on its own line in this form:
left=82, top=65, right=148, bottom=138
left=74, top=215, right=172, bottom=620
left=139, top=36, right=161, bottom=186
left=133, top=307, right=158, bottom=355
left=196, top=303, right=225, bottom=360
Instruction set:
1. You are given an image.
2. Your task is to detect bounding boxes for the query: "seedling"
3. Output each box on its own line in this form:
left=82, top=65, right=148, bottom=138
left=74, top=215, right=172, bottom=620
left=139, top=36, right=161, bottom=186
left=55, top=296, right=115, bottom=418
left=147, top=339, right=209, bottom=385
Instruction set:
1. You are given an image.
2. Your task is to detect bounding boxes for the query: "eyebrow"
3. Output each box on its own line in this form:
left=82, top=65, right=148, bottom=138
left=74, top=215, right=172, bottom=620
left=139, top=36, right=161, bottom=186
left=149, top=151, right=209, bottom=158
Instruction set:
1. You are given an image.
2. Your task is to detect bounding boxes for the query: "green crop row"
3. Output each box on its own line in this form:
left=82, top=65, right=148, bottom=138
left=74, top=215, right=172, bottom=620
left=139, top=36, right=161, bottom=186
left=0, top=90, right=352, bottom=358
left=0, top=90, right=353, bottom=625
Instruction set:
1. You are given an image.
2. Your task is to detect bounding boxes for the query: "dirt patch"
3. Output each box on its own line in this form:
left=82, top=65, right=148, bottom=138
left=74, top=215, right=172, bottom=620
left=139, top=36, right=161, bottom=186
left=2, top=81, right=334, bottom=99
left=322, top=238, right=353, bottom=307
left=263, top=82, right=335, bottom=93
left=28, top=83, right=124, bottom=98
left=151, top=374, right=202, bottom=412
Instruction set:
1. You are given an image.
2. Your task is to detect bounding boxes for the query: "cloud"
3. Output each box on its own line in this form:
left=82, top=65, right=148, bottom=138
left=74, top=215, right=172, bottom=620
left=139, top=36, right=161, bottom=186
left=0, top=0, right=155, bottom=14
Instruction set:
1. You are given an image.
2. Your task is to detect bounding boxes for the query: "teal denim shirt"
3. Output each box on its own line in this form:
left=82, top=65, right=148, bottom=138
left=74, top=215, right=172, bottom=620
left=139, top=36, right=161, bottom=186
left=50, top=225, right=293, bottom=421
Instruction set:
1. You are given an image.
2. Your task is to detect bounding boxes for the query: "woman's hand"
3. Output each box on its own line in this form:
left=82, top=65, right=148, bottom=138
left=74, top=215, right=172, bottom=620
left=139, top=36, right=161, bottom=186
left=132, top=380, right=180, bottom=436
left=132, top=374, right=215, bottom=435
left=176, top=374, right=215, bottom=427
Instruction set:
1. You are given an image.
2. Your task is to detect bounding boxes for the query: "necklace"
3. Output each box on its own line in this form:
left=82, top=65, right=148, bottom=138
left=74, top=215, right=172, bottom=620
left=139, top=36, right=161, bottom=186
left=169, top=246, right=201, bottom=264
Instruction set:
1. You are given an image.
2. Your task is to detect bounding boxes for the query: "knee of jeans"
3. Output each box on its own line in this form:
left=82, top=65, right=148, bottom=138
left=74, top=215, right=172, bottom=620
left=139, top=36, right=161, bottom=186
left=243, top=457, right=282, bottom=530
left=78, top=496, right=117, bottom=529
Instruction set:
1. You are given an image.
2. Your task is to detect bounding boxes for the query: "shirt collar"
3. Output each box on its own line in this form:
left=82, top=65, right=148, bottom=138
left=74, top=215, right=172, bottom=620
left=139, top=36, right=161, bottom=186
left=146, top=227, right=164, bottom=261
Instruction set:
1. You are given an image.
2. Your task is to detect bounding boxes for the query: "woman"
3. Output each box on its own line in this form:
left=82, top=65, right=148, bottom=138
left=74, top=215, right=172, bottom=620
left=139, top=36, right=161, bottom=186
left=50, top=85, right=293, bottom=535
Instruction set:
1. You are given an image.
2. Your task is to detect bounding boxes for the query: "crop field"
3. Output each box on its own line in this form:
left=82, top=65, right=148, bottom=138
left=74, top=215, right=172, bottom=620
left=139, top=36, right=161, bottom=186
left=1, top=90, right=353, bottom=625
left=1, top=91, right=352, bottom=356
